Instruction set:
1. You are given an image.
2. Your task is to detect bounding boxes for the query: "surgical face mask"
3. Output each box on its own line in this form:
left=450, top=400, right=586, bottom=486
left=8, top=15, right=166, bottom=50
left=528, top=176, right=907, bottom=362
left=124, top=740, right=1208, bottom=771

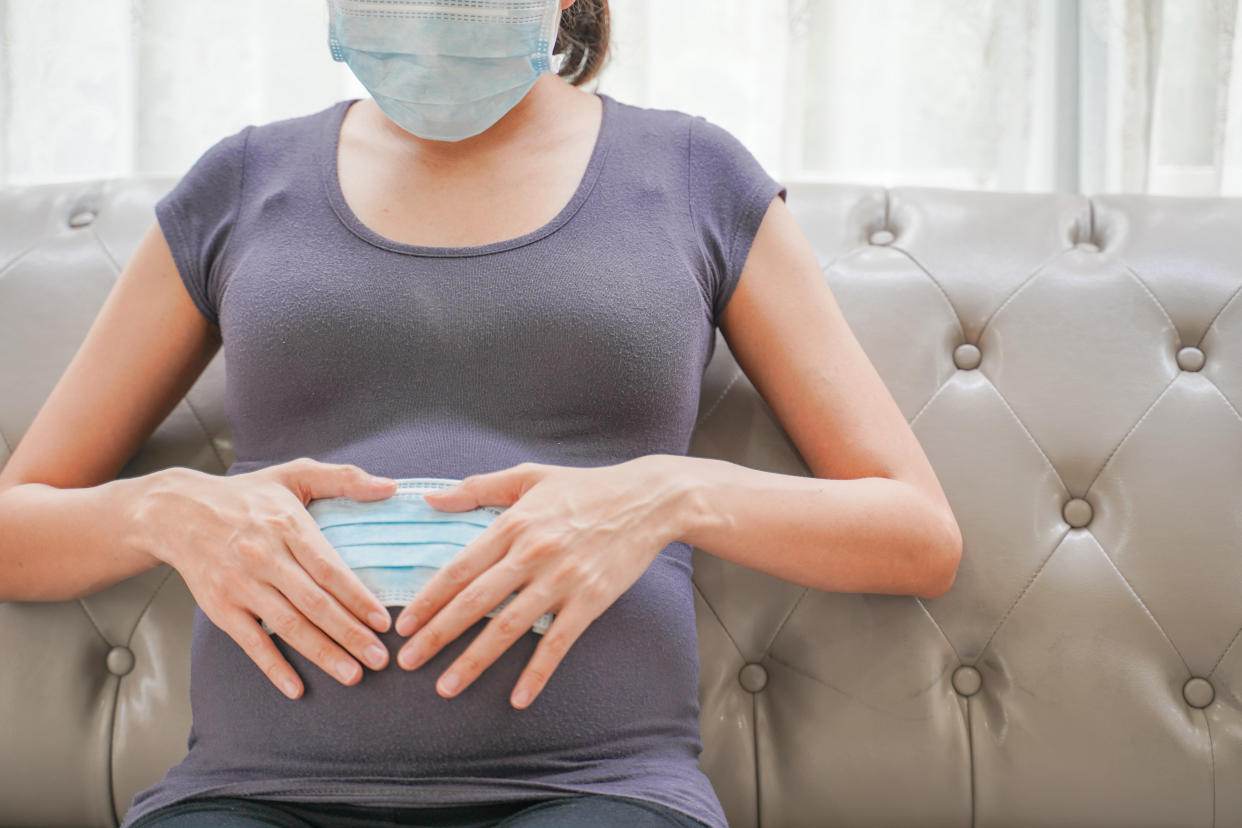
left=283, top=477, right=554, bottom=637
left=326, top=0, right=564, bottom=142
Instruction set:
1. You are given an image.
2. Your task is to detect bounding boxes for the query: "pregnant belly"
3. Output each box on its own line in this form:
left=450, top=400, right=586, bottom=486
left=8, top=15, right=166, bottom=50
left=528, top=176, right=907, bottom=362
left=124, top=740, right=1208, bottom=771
left=183, top=547, right=702, bottom=778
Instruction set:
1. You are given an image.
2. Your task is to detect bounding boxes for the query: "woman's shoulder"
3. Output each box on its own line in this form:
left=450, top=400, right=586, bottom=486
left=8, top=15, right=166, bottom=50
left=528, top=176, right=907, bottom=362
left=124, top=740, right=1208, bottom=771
left=238, top=98, right=346, bottom=150
left=604, top=93, right=708, bottom=145
left=604, top=93, right=694, bottom=127
left=602, top=93, right=757, bottom=168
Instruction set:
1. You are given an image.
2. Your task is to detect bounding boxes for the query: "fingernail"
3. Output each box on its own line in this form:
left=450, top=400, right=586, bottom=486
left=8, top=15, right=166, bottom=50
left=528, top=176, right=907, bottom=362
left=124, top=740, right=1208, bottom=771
left=365, top=644, right=387, bottom=669
left=336, top=661, right=360, bottom=683
left=283, top=679, right=301, bottom=699
left=399, top=645, right=422, bottom=670
left=371, top=476, right=395, bottom=486
left=396, top=614, right=417, bottom=636
left=438, top=672, right=461, bottom=695
left=369, top=610, right=391, bottom=631
left=512, top=687, right=531, bottom=708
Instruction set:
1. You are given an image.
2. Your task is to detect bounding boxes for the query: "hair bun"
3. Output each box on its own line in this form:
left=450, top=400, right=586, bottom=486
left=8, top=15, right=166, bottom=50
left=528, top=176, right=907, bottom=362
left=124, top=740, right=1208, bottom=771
left=554, top=0, right=611, bottom=87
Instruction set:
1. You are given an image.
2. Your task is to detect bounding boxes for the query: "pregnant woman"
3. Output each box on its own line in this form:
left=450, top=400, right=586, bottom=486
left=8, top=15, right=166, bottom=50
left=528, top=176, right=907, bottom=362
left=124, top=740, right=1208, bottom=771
left=0, top=1, right=963, bottom=826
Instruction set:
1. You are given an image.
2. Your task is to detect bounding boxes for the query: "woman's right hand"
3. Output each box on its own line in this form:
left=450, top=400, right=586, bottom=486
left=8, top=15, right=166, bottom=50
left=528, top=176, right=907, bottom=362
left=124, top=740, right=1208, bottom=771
left=129, top=458, right=399, bottom=700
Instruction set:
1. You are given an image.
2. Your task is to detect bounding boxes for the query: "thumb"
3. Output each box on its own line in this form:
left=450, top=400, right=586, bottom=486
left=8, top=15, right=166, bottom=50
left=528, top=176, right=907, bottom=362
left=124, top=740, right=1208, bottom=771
left=423, top=464, right=541, bottom=512
left=269, top=457, right=396, bottom=505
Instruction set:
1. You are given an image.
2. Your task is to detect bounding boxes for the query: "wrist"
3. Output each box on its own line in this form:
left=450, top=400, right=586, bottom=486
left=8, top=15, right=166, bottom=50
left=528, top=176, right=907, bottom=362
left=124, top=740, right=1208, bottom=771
left=119, top=467, right=190, bottom=569
left=635, top=454, right=733, bottom=545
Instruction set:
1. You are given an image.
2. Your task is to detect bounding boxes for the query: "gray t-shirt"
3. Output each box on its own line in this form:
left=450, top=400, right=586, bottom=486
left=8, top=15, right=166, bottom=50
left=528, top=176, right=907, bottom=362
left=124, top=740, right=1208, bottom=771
left=122, top=92, right=786, bottom=828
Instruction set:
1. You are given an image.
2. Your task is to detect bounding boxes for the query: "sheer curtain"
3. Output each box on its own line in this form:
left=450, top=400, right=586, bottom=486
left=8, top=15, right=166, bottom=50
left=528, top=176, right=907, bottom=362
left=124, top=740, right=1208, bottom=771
left=1, top=0, right=1238, bottom=195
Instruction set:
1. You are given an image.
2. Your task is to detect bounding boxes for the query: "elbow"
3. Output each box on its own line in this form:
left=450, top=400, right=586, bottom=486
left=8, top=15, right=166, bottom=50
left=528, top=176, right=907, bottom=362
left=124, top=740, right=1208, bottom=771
left=917, top=514, right=963, bottom=601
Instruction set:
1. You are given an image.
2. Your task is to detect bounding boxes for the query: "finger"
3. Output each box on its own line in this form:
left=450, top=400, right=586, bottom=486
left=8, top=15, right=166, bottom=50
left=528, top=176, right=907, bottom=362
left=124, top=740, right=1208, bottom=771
left=509, top=607, right=593, bottom=710
left=287, top=508, right=392, bottom=634
left=394, top=521, right=511, bottom=637
left=216, top=606, right=305, bottom=700
left=256, top=584, right=366, bottom=687
left=268, top=457, right=398, bottom=508
left=432, top=580, right=557, bottom=698
left=396, top=555, right=521, bottom=672
left=273, top=554, right=390, bottom=672
left=421, top=462, right=545, bottom=512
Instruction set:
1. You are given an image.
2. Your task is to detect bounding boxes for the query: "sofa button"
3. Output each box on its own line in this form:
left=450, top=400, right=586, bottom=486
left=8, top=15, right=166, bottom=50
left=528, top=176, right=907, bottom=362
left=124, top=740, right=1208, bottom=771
left=68, top=209, right=97, bottom=228
left=952, top=665, right=981, bottom=696
left=1176, top=346, right=1205, bottom=372
left=1183, top=676, right=1214, bottom=708
left=953, top=343, right=981, bottom=370
left=869, top=229, right=895, bottom=246
left=1063, top=497, right=1093, bottom=528
left=738, top=663, right=768, bottom=693
left=106, top=645, right=135, bottom=676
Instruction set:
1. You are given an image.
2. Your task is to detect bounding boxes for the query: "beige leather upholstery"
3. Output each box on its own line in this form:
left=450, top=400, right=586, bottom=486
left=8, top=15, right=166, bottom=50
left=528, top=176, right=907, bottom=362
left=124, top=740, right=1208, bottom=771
left=1, top=176, right=1240, bottom=827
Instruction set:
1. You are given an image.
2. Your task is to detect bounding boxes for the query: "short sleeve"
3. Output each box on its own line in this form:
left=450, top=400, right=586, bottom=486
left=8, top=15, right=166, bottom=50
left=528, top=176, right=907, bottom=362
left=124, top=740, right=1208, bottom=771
left=688, top=115, right=787, bottom=325
left=154, top=125, right=252, bottom=330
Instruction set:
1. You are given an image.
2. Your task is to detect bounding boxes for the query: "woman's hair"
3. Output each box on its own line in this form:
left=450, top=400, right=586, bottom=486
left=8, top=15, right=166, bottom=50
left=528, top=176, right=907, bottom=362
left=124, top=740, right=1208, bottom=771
left=554, top=0, right=610, bottom=87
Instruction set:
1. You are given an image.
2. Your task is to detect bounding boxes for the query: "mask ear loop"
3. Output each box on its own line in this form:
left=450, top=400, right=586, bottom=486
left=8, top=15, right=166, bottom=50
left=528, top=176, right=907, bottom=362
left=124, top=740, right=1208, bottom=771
left=540, top=2, right=564, bottom=74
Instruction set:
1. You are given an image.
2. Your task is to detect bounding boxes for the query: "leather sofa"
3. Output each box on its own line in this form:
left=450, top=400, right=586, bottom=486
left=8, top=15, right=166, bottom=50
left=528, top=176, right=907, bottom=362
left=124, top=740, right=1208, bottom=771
left=1, top=173, right=1240, bottom=828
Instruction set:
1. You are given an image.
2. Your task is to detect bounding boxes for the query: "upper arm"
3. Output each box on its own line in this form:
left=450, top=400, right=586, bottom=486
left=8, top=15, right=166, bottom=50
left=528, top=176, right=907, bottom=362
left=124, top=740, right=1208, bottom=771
left=0, top=218, right=220, bottom=494
left=717, top=195, right=961, bottom=550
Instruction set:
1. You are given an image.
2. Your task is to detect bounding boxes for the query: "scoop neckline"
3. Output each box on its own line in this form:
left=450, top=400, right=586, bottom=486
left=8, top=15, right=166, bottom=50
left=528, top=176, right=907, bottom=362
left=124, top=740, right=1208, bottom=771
left=320, top=92, right=615, bottom=258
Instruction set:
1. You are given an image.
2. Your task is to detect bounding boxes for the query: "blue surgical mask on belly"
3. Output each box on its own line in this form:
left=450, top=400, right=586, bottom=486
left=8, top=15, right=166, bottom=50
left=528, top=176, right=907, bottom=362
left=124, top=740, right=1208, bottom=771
left=302, top=477, right=553, bottom=636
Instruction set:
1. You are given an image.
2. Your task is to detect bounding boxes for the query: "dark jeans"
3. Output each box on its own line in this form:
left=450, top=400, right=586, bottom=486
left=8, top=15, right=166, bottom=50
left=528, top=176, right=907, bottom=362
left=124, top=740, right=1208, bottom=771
left=126, top=793, right=711, bottom=828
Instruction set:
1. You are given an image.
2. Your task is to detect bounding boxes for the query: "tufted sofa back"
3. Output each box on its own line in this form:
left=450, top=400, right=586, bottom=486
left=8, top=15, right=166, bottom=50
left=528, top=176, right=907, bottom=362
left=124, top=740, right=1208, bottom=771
left=1, top=177, right=1241, bottom=827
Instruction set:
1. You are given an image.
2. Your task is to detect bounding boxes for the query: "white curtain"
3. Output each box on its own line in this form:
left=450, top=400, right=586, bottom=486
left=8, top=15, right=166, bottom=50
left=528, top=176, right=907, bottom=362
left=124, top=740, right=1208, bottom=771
left=1, top=0, right=1239, bottom=196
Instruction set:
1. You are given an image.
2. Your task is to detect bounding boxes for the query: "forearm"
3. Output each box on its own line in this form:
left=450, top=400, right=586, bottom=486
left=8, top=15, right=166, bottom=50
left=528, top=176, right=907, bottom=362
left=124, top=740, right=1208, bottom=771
left=0, top=474, right=162, bottom=603
left=657, top=454, right=959, bottom=600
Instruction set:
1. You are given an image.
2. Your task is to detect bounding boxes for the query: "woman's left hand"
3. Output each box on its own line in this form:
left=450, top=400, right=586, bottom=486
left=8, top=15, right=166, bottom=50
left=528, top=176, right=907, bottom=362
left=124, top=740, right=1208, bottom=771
left=393, top=456, right=689, bottom=709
